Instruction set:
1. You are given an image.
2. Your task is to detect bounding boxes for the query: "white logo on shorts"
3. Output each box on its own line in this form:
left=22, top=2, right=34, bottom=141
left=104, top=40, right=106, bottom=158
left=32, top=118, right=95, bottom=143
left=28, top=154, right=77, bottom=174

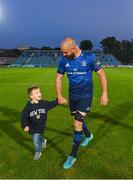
left=86, top=107, right=90, bottom=111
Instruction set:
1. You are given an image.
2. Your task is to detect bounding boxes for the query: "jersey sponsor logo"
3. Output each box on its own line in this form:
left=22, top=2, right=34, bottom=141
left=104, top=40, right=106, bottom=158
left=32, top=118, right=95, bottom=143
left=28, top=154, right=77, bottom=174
left=81, top=61, right=87, bottom=67
left=67, top=71, right=87, bottom=75
left=65, top=63, right=70, bottom=67
left=66, top=70, right=91, bottom=75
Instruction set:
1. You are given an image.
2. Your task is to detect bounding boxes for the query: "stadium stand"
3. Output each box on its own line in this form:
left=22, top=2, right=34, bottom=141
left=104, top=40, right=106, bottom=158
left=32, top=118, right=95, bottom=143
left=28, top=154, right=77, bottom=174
left=0, top=57, right=16, bottom=66
left=10, top=50, right=121, bottom=67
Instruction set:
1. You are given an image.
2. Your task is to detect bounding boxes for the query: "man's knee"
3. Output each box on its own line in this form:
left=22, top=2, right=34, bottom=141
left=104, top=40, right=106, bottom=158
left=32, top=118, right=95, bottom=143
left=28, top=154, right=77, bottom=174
left=72, top=111, right=86, bottom=131
left=74, top=120, right=82, bottom=131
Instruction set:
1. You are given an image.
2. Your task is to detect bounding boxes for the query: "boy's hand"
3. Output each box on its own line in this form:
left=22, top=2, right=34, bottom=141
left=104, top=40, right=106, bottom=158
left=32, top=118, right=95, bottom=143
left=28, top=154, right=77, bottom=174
left=24, top=126, right=29, bottom=132
left=63, top=99, right=67, bottom=105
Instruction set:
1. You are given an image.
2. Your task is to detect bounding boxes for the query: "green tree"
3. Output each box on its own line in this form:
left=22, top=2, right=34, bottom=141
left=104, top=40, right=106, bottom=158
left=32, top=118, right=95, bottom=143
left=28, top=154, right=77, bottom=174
left=120, top=40, right=133, bottom=64
left=100, top=36, right=121, bottom=54
left=100, top=37, right=133, bottom=64
left=80, top=40, right=93, bottom=50
left=41, top=46, right=53, bottom=50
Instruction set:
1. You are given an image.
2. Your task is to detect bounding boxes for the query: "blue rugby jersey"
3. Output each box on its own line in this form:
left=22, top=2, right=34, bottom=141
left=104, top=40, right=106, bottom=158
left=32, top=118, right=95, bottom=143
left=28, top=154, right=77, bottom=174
left=57, top=52, right=102, bottom=98
left=21, top=99, right=58, bottom=134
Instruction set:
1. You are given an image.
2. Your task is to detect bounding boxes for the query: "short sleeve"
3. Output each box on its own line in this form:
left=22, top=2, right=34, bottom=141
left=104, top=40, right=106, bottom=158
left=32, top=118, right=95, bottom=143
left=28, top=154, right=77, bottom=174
left=91, top=54, right=102, bottom=72
left=57, top=58, right=65, bottom=74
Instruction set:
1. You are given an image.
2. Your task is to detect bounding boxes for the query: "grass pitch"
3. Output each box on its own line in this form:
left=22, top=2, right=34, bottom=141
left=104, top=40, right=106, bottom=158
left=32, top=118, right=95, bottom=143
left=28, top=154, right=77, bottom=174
left=0, top=67, right=133, bottom=179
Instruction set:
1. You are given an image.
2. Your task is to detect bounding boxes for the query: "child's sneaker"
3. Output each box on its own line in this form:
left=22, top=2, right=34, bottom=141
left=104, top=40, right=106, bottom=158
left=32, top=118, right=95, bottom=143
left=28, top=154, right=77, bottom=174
left=80, top=133, right=93, bottom=147
left=33, top=152, right=42, bottom=160
left=63, top=156, right=77, bottom=169
left=42, top=138, right=47, bottom=149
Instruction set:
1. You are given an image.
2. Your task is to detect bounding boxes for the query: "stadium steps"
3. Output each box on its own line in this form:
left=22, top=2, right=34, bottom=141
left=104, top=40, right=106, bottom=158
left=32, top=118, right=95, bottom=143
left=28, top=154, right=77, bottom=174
left=10, top=50, right=121, bottom=67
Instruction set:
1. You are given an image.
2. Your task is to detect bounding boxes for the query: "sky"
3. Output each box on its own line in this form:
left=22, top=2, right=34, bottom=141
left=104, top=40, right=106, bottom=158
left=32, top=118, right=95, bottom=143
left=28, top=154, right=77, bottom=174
left=0, top=0, right=133, bottom=49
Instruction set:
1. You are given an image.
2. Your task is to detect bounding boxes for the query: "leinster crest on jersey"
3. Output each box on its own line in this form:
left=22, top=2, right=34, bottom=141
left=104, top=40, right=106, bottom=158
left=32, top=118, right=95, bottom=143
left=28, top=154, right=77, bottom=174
left=80, top=61, right=87, bottom=67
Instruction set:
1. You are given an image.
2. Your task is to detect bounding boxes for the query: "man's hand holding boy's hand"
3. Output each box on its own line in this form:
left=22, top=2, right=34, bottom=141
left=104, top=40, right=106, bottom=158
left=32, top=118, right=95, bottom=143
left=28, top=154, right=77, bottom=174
left=58, top=96, right=67, bottom=105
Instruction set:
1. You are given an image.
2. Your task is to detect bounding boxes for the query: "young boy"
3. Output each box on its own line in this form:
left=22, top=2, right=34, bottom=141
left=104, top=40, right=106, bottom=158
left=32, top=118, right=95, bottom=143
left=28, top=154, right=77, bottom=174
left=21, top=86, right=60, bottom=160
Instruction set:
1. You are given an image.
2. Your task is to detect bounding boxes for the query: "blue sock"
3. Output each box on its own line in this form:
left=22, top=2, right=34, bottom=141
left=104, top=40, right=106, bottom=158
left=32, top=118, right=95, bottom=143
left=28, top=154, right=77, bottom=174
left=82, top=121, right=91, bottom=138
left=70, top=130, right=83, bottom=158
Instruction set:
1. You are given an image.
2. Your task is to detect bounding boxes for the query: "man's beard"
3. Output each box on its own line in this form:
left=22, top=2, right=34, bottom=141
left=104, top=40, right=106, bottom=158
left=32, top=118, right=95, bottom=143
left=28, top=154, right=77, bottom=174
left=65, top=53, right=75, bottom=60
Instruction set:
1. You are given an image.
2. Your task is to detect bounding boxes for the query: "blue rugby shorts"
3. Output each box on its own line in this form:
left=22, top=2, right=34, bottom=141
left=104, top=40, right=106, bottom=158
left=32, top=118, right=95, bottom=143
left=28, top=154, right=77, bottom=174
left=69, top=96, right=92, bottom=113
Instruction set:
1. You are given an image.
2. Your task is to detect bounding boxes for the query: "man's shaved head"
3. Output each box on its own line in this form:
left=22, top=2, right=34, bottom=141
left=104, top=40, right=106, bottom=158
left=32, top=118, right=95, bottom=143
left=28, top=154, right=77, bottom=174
left=60, top=37, right=77, bottom=49
left=60, top=37, right=81, bottom=60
